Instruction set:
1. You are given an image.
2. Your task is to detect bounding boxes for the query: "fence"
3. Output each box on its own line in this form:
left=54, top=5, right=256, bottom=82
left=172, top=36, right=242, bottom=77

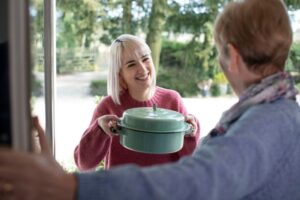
left=34, top=46, right=110, bottom=74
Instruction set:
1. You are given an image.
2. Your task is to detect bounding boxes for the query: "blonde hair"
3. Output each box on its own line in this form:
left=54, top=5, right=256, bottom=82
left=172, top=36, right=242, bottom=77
left=214, top=0, right=292, bottom=75
left=107, top=34, right=156, bottom=105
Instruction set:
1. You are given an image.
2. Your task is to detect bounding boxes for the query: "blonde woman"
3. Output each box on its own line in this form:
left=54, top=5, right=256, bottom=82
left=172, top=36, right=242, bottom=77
left=74, top=34, right=200, bottom=170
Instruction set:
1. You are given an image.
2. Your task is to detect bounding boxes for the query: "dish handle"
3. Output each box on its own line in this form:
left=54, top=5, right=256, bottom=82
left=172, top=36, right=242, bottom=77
left=110, top=120, right=123, bottom=135
left=184, top=123, right=194, bottom=135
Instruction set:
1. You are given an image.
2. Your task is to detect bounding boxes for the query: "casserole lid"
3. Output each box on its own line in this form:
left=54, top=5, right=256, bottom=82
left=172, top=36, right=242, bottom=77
left=120, top=105, right=189, bottom=133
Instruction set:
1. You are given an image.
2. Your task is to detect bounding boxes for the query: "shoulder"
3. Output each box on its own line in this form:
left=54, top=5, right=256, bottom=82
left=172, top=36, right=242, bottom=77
left=95, top=95, right=118, bottom=111
left=229, top=99, right=300, bottom=138
left=98, top=95, right=114, bottom=106
left=155, top=87, right=182, bottom=99
left=245, top=99, right=299, bottom=124
left=153, top=87, right=187, bottom=113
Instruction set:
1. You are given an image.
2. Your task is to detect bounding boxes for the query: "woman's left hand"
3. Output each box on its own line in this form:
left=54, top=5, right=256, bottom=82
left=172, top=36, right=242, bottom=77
left=0, top=117, right=76, bottom=200
left=184, top=114, right=197, bottom=137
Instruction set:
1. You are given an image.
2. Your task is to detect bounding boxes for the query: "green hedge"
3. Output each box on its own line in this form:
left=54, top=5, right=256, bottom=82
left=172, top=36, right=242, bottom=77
left=90, top=80, right=107, bottom=96
left=31, top=74, right=43, bottom=97
left=157, top=67, right=200, bottom=97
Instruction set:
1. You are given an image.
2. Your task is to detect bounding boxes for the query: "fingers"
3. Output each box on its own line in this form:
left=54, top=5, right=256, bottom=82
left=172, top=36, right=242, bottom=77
left=185, top=114, right=194, bottom=123
left=185, top=114, right=197, bottom=137
left=108, top=120, right=118, bottom=134
left=98, top=115, right=120, bottom=136
left=32, top=117, right=52, bottom=156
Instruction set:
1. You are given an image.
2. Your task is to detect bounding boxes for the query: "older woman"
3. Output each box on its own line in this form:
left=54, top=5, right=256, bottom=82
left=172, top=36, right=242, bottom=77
left=0, top=0, right=300, bottom=199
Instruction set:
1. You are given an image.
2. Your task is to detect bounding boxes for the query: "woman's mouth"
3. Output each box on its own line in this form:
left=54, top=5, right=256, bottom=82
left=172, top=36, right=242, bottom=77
left=135, top=73, right=150, bottom=81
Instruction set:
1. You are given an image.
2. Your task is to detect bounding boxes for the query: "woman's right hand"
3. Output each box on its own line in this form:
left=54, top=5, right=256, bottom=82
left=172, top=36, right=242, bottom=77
left=97, top=115, right=120, bottom=136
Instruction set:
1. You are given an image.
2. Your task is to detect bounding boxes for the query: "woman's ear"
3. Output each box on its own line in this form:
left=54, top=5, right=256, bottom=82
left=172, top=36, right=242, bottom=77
left=227, top=44, right=242, bottom=74
left=119, top=74, right=128, bottom=90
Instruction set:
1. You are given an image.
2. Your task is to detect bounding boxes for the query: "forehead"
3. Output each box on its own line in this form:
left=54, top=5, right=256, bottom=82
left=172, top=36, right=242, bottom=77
left=122, top=43, right=150, bottom=62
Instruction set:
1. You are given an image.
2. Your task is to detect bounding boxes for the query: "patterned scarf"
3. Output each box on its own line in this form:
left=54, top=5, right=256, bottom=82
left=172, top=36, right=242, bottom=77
left=207, top=71, right=298, bottom=139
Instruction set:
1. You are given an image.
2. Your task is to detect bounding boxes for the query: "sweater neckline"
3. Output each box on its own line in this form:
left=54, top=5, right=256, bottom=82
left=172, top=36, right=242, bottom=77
left=120, top=87, right=161, bottom=106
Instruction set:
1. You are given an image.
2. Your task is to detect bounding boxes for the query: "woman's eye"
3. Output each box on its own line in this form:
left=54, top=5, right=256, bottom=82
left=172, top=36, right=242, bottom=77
left=142, top=57, right=149, bottom=62
left=127, top=63, right=135, bottom=68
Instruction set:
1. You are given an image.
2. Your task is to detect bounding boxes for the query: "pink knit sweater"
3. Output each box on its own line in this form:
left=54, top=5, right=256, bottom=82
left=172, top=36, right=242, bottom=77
left=74, top=87, right=200, bottom=170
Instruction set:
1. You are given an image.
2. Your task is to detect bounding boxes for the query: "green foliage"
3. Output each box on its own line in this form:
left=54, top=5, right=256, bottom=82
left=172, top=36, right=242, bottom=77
left=160, top=40, right=186, bottom=68
left=166, top=1, right=218, bottom=35
left=90, top=80, right=107, bottom=96
left=157, top=67, right=200, bottom=97
left=159, top=39, right=218, bottom=96
left=57, top=0, right=101, bottom=48
left=59, top=156, right=104, bottom=173
left=210, top=83, right=221, bottom=97
left=213, top=72, right=228, bottom=84
left=95, top=160, right=105, bottom=171
left=160, top=39, right=217, bottom=77
left=31, top=74, right=43, bottom=97
left=285, top=0, right=300, bottom=10
left=30, top=0, right=44, bottom=43
left=289, top=42, right=300, bottom=73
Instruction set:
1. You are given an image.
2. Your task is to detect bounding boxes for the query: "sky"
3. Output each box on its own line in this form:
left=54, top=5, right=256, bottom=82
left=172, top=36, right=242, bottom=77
left=290, top=10, right=300, bottom=32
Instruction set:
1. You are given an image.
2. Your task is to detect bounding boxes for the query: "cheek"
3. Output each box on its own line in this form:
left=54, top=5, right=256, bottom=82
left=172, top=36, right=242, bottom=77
left=219, top=56, right=228, bottom=72
left=120, top=69, right=132, bottom=79
left=149, top=62, right=156, bottom=73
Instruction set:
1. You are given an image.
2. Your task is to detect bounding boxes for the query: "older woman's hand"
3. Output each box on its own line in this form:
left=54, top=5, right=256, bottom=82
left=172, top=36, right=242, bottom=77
left=0, top=117, right=76, bottom=200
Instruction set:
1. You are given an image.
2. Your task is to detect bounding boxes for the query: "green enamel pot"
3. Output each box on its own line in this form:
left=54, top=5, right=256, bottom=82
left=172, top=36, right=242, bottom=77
left=116, top=105, right=192, bottom=154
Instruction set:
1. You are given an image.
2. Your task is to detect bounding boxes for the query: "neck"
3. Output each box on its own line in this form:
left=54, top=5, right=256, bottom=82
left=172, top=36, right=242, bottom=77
left=237, top=67, right=281, bottom=97
left=128, top=87, right=154, bottom=102
left=235, top=64, right=274, bottom=97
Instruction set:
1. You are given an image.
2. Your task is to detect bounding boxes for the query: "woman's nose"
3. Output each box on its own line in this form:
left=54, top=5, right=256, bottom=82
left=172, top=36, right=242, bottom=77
left=137, top=62, right=148, bottom=72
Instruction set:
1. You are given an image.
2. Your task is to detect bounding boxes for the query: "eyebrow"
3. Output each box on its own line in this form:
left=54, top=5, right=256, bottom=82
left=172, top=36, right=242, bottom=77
left=125, top=60, right=135, bottom=65
left=125, top=54, right=149, bottom=65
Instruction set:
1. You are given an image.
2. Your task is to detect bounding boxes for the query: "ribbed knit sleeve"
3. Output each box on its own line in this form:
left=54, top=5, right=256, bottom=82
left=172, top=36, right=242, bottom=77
left=74, top=96, right=119, bottom=170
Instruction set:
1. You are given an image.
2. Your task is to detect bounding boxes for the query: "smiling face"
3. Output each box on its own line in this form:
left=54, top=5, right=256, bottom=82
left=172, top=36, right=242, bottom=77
left=119, top=45, right=155, bottom=99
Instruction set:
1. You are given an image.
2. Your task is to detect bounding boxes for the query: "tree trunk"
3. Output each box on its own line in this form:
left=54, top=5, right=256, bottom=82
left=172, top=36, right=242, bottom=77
left=122, top=0, right=133, bottom=34
left=146, top=0, right=167, bottom=72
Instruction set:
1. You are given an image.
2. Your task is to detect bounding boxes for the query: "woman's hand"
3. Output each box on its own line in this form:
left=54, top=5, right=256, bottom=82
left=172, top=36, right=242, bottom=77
left=32, top=116, right=51, bottom=154
left=184, top=114, right=197, bottom=137
left=0, top=117, right=76, bottom=200
left=97, top=115, right=120, bottom=136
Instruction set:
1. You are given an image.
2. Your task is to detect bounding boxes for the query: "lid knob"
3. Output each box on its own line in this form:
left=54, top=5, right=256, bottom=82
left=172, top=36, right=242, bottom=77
left=153, top=104, right=157, bottom=112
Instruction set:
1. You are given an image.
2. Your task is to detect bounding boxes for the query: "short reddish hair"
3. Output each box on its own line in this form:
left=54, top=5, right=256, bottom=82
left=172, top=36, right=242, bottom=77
left=214, top=0, right=292, bottom=75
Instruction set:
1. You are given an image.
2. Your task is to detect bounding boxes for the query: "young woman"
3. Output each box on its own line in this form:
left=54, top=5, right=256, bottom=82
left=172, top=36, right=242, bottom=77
left=74, top=34, right=200, bottom=170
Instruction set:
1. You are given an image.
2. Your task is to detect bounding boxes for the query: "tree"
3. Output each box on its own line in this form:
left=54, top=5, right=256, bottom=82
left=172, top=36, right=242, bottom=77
left=30, top=0, right=44, bottom=48
left=122, top=0, right=133, bottom=34
left=285, top=0, right=300, bottom=10
left=56, top=0, right=101, bottom=48
left=146, top=0, right=168, bottom=72
left=163, top=0, right=225, bottom=80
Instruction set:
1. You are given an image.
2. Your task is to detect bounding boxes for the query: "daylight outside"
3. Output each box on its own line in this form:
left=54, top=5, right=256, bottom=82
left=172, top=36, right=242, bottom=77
left=29, top=0, right=300, bottom=171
